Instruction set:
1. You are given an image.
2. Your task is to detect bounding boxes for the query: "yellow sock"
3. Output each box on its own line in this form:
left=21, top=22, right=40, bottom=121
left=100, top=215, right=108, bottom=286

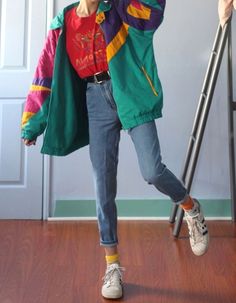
left=105, top=254, right=119, bottom=265
left=180, top=196, right=194, bottom=211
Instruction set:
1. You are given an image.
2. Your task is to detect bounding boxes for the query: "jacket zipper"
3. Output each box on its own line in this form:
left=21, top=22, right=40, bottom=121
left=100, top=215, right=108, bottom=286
left=141, top=66, right=158, bottom=96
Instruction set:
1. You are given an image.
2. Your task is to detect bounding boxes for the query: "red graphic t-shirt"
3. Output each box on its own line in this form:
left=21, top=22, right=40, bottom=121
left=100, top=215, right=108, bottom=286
left=65, top=7, right=108, bottom=78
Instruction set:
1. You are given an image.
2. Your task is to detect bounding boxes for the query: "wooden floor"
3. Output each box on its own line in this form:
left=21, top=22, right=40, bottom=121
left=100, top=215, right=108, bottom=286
left=0, top=220, right=235, bottom=303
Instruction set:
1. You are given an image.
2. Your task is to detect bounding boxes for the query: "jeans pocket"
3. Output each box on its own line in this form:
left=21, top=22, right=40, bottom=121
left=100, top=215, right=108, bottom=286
left=102, top=81, right=117, bottom=111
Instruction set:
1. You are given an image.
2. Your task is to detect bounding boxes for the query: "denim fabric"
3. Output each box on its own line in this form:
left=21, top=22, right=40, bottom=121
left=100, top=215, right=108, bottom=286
left=86, top=79, right=187, bottom=246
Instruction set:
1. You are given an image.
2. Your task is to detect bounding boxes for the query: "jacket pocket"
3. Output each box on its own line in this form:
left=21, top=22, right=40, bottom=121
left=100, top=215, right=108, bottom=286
left=141, top=66, right=158, bottom=96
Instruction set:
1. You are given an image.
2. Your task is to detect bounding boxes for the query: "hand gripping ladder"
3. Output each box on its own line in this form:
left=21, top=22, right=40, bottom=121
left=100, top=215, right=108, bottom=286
left=169, top=17, right=236, bottom=237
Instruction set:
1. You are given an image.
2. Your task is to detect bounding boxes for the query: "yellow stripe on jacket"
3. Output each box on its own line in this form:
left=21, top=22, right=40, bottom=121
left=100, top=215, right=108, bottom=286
left=22, top=112, right=35, bottom=127
left=30, top=85, right=51, bottom=92
left=106, top=22, right=129, bottom=63
left=127, top=3, right=151, bottom=20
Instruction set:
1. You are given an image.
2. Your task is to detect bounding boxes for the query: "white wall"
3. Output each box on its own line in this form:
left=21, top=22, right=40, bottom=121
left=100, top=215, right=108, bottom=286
left=51, top=0, right=236, bottom=204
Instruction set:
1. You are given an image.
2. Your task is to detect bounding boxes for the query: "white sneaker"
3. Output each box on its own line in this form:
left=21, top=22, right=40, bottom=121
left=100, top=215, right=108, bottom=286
left=101, top=263, right=124, bottom=299
left=185, top=199, right=209, bottom=256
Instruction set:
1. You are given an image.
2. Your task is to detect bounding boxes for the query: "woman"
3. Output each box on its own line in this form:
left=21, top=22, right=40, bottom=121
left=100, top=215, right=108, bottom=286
left=22, top=0, right=209, bottom=299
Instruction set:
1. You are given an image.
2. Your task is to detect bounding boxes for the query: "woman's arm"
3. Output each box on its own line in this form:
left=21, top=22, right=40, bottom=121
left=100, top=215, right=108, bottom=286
left=218, top=0, right=235, bottom=27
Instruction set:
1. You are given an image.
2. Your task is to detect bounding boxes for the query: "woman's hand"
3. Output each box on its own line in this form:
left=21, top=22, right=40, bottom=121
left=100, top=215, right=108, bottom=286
left=23, top=139, right=36, bottom=146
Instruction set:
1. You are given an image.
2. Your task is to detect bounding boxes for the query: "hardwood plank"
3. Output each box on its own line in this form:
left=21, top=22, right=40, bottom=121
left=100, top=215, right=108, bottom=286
left=0, top=220, right=235, bottom=303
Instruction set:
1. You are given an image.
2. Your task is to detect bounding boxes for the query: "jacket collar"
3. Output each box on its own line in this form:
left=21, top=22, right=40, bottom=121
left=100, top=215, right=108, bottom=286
left=50, top=1, right=111, bottom=29
left=96, top=0, right=112, bottom=24
left=97, top=0, right=112, bottom=13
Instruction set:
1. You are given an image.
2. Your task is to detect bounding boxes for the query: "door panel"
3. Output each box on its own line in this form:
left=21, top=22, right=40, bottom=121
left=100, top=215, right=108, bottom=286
left=0, top=0, right=47, bottom=219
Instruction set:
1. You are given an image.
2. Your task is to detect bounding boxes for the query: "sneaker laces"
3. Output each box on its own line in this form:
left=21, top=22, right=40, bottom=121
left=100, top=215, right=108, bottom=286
left=186, top=214, right=206, bottom=244
left=102, top=264, right=125, bottom=287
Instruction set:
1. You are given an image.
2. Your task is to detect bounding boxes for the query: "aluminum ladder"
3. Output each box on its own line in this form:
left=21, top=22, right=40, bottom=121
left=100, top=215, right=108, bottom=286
left=169, top=17, right=236, bottom=237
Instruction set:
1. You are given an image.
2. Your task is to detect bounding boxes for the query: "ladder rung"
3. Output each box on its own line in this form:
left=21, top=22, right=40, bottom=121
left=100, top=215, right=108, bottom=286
left=200, top=92, right=207, bottom=99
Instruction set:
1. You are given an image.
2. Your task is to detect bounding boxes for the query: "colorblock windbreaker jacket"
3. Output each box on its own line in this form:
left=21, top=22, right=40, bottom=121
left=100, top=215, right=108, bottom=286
left=21, top=0, right=166, bottom=156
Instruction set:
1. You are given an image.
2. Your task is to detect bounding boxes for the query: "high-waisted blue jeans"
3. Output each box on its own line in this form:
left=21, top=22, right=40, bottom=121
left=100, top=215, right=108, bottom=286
left=86, top=79, right=188, bottom=246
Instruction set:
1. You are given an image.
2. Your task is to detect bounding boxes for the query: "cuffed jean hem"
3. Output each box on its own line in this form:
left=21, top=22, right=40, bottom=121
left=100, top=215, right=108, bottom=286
left=100, top=241, right=118, bottom=247
left=173, top=191, right=189, bottom=205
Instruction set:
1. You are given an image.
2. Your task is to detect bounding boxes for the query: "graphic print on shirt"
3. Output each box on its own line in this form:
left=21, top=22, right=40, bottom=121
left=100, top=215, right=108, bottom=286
left=72, top=28, right=107, bottom=71
left=65, top=7, right=108, bottom=78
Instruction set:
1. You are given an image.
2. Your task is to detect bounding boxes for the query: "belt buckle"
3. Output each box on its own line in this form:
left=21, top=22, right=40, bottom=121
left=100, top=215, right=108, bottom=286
left=94, top=72, right=103, bottom=84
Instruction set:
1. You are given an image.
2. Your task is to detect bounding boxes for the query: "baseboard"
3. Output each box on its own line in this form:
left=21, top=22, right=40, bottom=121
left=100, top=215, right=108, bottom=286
left=52, top=199, right=232, bottom=219
left=48, top=216, right=232, bottom=221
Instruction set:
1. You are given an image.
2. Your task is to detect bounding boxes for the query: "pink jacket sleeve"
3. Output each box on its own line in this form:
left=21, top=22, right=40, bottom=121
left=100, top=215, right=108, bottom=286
left=21, top=28, right=61, bottom=140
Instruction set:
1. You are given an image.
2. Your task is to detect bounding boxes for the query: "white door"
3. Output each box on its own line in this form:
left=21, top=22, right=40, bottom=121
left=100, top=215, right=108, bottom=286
left=0, top=0, right=48, bottom=219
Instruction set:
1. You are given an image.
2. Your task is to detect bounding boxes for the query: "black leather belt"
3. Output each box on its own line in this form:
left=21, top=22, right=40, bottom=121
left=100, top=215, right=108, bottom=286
left=83, top=71, right=110, bottom=84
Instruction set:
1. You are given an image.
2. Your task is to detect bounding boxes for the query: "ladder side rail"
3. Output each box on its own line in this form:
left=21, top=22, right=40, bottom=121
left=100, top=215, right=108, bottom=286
left=184, top=22, right=230, bottom=192
left=172, top=22, right=230, bottom=236
left=227, top=18, right=236, bottom=221
left=169, top=24, right=225, bottom=224
left=182, top=24, right=224, bottom=184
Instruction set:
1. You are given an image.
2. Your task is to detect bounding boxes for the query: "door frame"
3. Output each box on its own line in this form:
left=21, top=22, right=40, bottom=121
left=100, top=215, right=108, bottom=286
left=42, top=0, right=54, bottom=220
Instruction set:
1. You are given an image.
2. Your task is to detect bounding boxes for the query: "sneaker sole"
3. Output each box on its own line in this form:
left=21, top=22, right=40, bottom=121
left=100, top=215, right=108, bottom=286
left=101, top=292, right=123, bottom=300
left=101, top=286, right=123, bottom=300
